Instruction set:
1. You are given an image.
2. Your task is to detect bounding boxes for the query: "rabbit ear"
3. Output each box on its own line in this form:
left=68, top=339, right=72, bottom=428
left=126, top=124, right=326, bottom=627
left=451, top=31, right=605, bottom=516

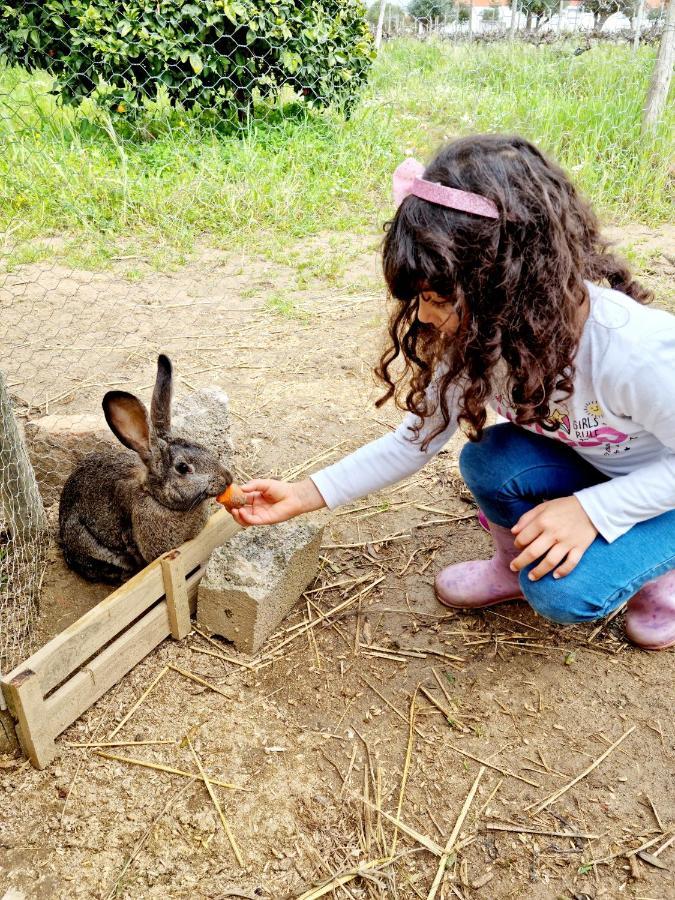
left=151, top=354, right=172, bottom=440
left=103, top=391, right=152, bottom=461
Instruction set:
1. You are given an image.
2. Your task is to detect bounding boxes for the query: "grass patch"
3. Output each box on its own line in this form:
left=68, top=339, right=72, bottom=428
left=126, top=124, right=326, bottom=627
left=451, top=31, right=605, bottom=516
left=3, top=241, right=53, bottom=270
left=0, top=39, right=672, bottom=263
left=264, top=292, right=312, bottom=320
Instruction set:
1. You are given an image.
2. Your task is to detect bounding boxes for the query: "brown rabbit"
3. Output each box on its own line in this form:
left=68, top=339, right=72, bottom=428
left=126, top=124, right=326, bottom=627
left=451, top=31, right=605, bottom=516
left=59, top=354, right=232, bottom=583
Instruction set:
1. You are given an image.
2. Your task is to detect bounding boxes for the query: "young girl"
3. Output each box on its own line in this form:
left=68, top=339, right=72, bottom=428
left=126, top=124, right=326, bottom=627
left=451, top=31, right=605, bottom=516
left=231, top=134, right=675, bottom=651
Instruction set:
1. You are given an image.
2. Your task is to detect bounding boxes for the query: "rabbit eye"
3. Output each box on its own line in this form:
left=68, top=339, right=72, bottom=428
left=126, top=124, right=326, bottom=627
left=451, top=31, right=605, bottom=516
left=175, top=462, right=191, bottom=475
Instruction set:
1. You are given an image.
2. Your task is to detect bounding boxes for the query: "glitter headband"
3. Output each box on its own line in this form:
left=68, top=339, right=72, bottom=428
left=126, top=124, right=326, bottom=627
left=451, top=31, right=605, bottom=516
left=393, top=157, right=499, bottom=220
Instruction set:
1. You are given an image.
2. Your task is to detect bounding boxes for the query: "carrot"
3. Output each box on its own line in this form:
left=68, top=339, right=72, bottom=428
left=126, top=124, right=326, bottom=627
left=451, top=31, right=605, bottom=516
left=216, top=483, right=247, bottom=511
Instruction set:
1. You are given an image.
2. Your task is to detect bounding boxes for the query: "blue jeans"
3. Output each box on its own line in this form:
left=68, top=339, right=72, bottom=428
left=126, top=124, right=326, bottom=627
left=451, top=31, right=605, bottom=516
left=459, top=424, right=675, bottom=624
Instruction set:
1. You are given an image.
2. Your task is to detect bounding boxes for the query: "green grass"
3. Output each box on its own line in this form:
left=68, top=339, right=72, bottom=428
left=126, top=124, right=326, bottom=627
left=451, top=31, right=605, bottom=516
left=0, top=39, right=673, bottom=265
left=264, top=292, right=312, bottom=320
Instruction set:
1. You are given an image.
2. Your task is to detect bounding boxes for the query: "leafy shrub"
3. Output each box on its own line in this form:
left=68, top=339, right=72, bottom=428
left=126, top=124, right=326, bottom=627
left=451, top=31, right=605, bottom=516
left=0, top=0, right=374, bottom=120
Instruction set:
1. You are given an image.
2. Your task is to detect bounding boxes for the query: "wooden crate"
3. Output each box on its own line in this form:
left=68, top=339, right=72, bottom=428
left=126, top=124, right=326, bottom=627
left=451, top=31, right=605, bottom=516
left=1, top=509, right=240, bottom=769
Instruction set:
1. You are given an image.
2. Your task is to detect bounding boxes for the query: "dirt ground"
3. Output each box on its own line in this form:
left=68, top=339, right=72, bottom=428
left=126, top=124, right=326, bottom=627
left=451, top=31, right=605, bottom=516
left=0, top=223, right=674, bottom=900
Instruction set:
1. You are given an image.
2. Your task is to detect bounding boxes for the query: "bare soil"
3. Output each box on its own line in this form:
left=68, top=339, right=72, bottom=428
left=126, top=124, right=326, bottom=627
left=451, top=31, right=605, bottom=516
left=0, top=224, right=674, bottom=900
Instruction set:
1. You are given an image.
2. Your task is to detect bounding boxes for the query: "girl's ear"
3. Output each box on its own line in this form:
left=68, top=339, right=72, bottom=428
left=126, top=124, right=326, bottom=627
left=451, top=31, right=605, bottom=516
left=103, top=392, right=152, bottom=462
left=150, top=354, right=172, bottom=440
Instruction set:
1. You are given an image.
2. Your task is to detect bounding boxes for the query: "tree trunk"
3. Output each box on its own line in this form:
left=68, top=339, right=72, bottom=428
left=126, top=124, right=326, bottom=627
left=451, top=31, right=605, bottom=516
left=526, top=9, right=533, bottom=30
left=0, top=370, right=47, bottom=541
left=375, top=0, right=387, bottom=50
left=633, top=0, right=646, bottom=51
left=557, top=0, right=564, bottom=33
left=510, top=0, right=519, bottom=37
left=643, top=0, right=675, bottom=132
left=468, top=0, right=474, bottom=40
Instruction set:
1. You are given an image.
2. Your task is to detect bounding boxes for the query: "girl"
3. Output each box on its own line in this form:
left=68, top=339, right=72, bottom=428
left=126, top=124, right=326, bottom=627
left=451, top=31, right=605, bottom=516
left=231, top=134, right=675, bottom=651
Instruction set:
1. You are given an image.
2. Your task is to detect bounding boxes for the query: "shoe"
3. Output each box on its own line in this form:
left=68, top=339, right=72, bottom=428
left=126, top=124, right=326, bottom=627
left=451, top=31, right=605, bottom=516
left=435, top=522, right=524, bottom=609
left=624, top=570, right=675, bottom=650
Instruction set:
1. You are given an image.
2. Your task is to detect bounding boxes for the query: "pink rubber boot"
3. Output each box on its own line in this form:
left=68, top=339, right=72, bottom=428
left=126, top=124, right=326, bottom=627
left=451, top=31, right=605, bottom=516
left=624, top=569, right=675, bottom=650
left=435, top=522, right=524, bottom=609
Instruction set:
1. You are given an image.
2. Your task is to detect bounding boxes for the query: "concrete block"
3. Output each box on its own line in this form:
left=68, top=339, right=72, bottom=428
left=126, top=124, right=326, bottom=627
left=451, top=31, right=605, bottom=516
left=24, top=414, right=115, bottom=506
left=172, top=387, right=233, bottom=468
left=196, top=520, right=323, bottom=654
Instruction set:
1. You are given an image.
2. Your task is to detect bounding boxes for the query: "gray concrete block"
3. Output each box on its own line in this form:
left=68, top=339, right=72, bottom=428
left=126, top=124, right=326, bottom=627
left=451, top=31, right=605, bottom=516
left=24, top=414, right=115, bottom=506
left=196, top=520, right=323, bottom=654
left=172, top=387, right=233, bottom=469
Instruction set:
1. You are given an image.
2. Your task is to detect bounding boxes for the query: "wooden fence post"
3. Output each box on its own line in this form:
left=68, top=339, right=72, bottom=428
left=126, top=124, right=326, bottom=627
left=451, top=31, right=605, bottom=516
left=0, top=368, right=47, bottom=539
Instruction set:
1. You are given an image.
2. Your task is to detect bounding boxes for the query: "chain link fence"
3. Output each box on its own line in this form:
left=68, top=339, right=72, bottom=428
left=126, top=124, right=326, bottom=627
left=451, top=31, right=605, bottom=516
left=0, top=0, right=672, bottom=672
left=371, top=0, right=669, bottom=42
left=0, top=0, right=375, bottom=671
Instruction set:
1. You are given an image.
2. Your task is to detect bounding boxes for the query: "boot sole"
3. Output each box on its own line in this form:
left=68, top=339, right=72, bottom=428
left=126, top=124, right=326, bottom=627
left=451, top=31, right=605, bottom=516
left=434, top=587, right=524, bottom=610
left=625, top=633, right=675, bottom=651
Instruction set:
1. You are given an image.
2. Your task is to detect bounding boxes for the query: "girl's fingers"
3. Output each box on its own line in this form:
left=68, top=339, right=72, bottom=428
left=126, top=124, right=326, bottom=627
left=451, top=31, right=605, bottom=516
left=511, top=506, right=540, bottom=534
left=510, top=534, right=553, bottom=572
left=240, top=479, right=271, bottom=492
left=513, top=520, right=543, bottom=550
left=553, top=547, right=584, bottom=579
left=528, top=542, right=569, bottom=581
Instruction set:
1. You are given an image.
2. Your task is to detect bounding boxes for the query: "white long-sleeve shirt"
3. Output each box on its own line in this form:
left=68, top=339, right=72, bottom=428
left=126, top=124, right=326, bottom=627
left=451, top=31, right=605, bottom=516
left=311, top=282, right=675, bottom=543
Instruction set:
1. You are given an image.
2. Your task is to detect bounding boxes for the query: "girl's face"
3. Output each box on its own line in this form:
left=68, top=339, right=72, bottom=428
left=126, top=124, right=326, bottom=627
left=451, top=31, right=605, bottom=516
left=416, top=290, right=461, bottom=336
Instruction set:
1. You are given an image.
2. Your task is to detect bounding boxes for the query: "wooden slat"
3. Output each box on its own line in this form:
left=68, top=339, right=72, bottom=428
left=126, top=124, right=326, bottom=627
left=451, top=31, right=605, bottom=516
left=1, top=508, right=239, bottom=768
left=44, top=601, right=171, bottom=740
left=162, top=550, right=191, bottom=639
left=2, top=510, right=238, bottom=697
left=3, top=561, right=165, bottom=696
left=3, top=669, right=56, bottom=769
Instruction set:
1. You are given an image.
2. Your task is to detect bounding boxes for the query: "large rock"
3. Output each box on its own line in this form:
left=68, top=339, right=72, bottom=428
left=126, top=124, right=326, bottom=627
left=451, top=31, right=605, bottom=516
left=24, top=414, right=114, bottom=506
left=23, top=387, right=233, bottom=506
left=197, top=520, right=323, bottom=654
left=172, top=387, right=233, bottom=468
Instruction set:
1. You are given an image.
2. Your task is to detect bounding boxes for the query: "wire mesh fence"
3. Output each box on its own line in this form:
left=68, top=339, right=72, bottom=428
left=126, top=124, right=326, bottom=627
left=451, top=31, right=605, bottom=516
left=0, top=0, right=673, bottom=672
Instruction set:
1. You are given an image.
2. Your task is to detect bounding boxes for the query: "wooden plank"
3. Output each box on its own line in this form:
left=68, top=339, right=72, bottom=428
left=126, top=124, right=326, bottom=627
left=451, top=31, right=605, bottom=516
left=2, top=669, right=56, bottom=769
left=161, top=550, right=191, bottom=639
left=0, top=509, right=237, bottom=768
left=0, top=510, right=236, bottom=696
left=3, top=561, right=165, bottom=696
left=44, top=601, right=171, bottom=740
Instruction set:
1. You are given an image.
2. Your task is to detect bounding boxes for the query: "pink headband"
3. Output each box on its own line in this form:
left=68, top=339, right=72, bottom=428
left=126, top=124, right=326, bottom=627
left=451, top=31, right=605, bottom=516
left=393, top=157, right=499, bottom=220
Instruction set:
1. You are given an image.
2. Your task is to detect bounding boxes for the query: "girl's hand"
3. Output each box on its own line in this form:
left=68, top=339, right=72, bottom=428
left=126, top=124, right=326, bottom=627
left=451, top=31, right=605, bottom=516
left=229, top=477, right=326, bottom=527
left=510, top=496, right=598, bottom=581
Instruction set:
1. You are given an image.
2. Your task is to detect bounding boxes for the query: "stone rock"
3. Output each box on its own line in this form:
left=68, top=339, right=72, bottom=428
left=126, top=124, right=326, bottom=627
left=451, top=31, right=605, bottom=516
left=172, top=387, right=233, bottom=468
left=23, top=387, right=234, bottom=506
left=24, top=414, right=115, bottom=506
left=197, top=520, right=323, bottom=654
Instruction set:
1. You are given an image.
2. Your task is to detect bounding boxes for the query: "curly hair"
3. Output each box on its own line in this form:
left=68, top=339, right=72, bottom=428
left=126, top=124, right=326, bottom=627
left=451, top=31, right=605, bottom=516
left=376, top=134, right=651, bottom=448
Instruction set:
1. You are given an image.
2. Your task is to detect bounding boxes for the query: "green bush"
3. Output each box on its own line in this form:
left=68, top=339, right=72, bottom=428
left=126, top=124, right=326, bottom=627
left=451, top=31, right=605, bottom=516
left=0, top=0, right=374, bottom=120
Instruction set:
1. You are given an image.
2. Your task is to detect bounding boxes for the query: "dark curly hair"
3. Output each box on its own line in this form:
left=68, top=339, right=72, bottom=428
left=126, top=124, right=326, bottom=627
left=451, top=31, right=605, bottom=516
left=376, top=134, right=651, bottom=448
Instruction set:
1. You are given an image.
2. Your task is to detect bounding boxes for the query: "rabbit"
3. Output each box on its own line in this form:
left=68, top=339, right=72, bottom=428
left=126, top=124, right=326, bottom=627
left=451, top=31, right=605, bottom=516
left=59, top=354, right=233, bottom=584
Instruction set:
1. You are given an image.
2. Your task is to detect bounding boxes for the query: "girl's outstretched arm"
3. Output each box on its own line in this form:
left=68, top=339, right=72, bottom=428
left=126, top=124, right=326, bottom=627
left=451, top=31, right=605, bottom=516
left=230, top=478, right=326, bottom=526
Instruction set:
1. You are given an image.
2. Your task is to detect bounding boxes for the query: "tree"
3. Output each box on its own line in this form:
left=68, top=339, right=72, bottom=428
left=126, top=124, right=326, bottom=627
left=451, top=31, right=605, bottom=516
left=367, top=1, right=406, bottom=24
left=0, top=0, right=375, bottom=121
left=519, top=0, right=558, bottom=30
left=409, top=0, right=456, bottom=22
left=580, top=0, right=639, bottom=29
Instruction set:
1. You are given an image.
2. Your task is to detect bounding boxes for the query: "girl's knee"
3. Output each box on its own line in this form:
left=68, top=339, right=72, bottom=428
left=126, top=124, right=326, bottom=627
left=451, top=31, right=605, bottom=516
left=458, top=425, right=508, bottom=493
left=521, top=571, right=608, bottom=624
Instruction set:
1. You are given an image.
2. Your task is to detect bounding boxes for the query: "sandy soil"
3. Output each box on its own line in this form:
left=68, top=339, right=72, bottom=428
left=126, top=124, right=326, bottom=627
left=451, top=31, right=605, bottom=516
left=0, top=223, right=673, bottom=900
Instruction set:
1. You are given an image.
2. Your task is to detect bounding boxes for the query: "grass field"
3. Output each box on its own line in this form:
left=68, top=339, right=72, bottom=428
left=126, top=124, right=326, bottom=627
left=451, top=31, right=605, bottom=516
left=0, top=39, right=673, bottom=269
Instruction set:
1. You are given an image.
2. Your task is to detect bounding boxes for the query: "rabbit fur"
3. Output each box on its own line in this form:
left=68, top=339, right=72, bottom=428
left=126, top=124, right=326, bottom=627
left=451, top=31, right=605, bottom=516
left=59, top=354, right=232, bottom=583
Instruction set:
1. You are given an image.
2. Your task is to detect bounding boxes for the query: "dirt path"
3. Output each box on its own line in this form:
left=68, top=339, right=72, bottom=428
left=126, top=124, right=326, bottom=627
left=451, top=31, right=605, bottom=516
left=0, top=225, right=673, bottom=899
